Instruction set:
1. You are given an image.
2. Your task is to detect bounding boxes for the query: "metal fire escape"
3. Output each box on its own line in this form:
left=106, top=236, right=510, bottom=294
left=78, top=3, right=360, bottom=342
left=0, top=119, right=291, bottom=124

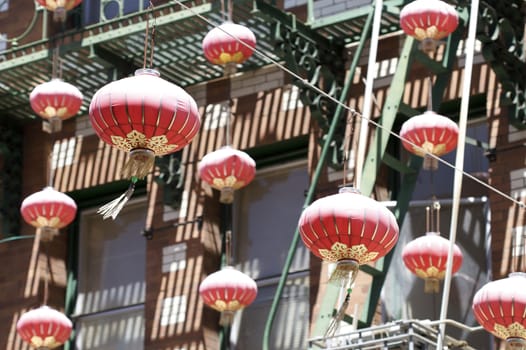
left=0, top=0, right=525, bottom=349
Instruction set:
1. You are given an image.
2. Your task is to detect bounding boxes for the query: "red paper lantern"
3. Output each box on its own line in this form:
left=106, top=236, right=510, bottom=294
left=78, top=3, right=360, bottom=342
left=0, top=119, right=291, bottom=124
left=89, top=68, right=200, bottom=219
left=20, top=186, right=77, bottom=241
left=298, top=187, right=399, bottom=282
left=199, top=266, right=258, bottom=325
left=17, top=305, right=73, bottom=349
left=202, top=22, right=256, bottom=73
left=198, top=146, right=256, bottom=203
left=30, top=79, right=83, bottom=133
left=473, top=272, right=526, bottom=349
left=400, top=0, right=459, bottom=52
left=399, top=110, right=459, bottom=170
left=402, top=231, right=463, bottom=293
left=36, top=0, right=82, bottom=21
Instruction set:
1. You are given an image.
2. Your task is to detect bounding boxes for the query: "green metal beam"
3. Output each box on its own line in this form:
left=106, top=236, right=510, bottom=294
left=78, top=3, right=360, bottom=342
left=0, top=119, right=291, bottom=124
left=80, top=3, right=212, bottom=47
left=360, top=36, right=416, bottom=195
left=0, top=49, right=49, bottom=71
left=309, top=0, right=407, bottom=29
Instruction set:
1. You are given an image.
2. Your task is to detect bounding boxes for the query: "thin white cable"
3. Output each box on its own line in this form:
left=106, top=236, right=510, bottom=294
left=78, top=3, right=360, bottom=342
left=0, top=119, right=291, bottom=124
left=355, top=0, right=383, bottom=188
left=436, top=0, right=480, bottom=348
left=171, top=0, right=525, bottom=209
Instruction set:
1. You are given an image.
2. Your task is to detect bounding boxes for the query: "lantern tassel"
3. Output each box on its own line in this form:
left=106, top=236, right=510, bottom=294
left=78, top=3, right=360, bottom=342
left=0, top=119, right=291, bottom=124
left=324, top=288, right=352, bottom=338
left=98, top=177, right=138, bottom=220
left=219, top=310, right=235, bottom=326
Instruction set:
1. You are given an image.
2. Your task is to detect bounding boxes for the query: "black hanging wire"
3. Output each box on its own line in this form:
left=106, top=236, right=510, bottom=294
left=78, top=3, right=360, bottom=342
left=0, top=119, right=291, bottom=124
left=142, top=2, right=156, bottom=69
left=342, top=111, right=357, bottom=188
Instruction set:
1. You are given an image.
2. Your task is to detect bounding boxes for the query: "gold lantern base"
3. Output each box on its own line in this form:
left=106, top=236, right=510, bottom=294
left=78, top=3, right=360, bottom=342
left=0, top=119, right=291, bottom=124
left=424, top=278, right=440, bottom=293
left=329, top=259, right=360, bottom=286
left=122, top=148, right=155, bottom=179
left=507, top=337, right=526, bottom=350
left=420, top=38, right=439, bottom=53
left=220, top=187, right=235, bottom=204
left=219, top=310, right=235, bottom=326
left=39, top=227, right=59, bottom=242
left=423, top=154, right=438, bottom=171
left=53, top=7, right=66, bottom=22
left=42, top=117, right=63, bottom=134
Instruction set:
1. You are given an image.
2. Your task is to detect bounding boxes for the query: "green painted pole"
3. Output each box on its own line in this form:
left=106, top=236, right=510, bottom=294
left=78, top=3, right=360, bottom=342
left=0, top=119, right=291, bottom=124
left=261, top=8, right=375, bottom=350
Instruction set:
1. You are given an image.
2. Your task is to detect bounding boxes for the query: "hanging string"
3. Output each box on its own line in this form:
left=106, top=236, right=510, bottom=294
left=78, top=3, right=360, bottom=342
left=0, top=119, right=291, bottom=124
left=51, top=47, right=61, bottom=79
left=427, top=76, right=433, bottom=111
left=142, top=2, right=156, bottom=69
left=434, top=201, right=441, bottom=233
left=225, top=230, right=232, bottom=266
left=220, top=0, right=226, bottom=21
left=342, top=111, right=357, bottom=187
left=170, top=0, right=526, bottom=210
left=42, top=239, right=50, bottom=305
left=227, top=0, right=233, bottom=22
left=426, top=206, right=430, bottom=233
left=224, top=100, right=233, bottom=146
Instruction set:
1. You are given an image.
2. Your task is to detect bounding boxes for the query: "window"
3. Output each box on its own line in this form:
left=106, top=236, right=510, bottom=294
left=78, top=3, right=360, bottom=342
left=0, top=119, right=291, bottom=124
left=74, top=198, right=147, bottom=350
left=83, top=0, right=150, bottom=25
left=232, top=160, right=310, bottom=349
left=0, top=0, right=8, bottom=12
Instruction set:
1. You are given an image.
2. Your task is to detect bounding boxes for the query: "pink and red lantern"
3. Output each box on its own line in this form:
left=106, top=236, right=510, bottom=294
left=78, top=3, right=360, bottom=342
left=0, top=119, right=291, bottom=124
left=36, top=0, right=83, bottom=21
left=198, top=146, right=256, bottom=203
left=402, top=231, right=463, bottom=293
left=298, top=187, right=399, bottom=282
left=20, top=186, right=77, bottom=241
left=473, top=272, right=526, bottom=349
left=199, top=266, right=258, bottom=325
left=399, top=110, right=459, bottom=170
left=17, top=305, right=73, bottom=349
left=400, top=0, right=459, bottom=52
left=30, top=79, right=83, bottom=133
left=89, top=68, right=201, bottom=218
left=202, top=22, right=256, bottom=73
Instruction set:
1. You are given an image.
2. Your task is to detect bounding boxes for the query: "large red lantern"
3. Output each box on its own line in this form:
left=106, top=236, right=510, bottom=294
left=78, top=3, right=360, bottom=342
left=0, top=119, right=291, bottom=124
left=473, top=272, right=526, bottom=349
left=30, top=79, right=83, bottom=133
left=202, top=22, right=256, bottom=74
left=400, top=0, right=459, bottom=52
left=402, top=231, right=463, bottom=293
left=399, top=110, right=459, bottom=170
left=20, top=186, right=77, bottom=241
left=17, top=305, right=73, bottom=349
left=198, top=146, right=256, bottom=203
left=89, top=68, right=201, bottom=219
left=36, top=0, right=82, bottom=21
left=199, top=266, right=258, bottom=325
left=298, top=187, right=399, bottom=283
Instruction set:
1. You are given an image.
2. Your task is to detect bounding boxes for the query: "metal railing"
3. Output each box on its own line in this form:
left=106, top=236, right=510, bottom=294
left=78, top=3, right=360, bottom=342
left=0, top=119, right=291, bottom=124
left=308, top=319, right=482, bottom=350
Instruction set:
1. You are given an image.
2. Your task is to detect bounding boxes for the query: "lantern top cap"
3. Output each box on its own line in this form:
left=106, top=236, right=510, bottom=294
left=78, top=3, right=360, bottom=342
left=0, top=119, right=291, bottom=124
left=135, top=68, right=160, bottom=77
left=509, top=272, right=526, bottom=279
left=425, top=231, right=440, bottom=236
left=338, top=186, right=361, bottom=195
